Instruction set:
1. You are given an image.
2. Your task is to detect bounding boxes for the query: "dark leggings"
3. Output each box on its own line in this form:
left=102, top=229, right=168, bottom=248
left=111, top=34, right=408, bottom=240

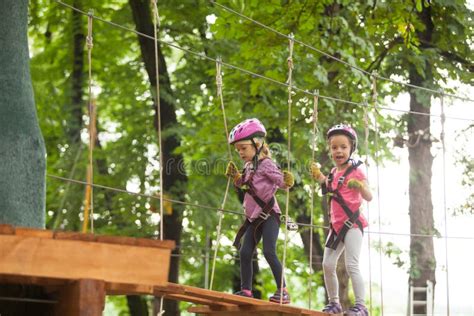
left=239, top=215, right=285, bottom=290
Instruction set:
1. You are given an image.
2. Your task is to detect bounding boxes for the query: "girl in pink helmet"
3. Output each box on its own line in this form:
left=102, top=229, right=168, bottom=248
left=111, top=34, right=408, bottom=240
left=310, top=124, right=372, bottom=315
left=225, top=118, right=294, bottom=304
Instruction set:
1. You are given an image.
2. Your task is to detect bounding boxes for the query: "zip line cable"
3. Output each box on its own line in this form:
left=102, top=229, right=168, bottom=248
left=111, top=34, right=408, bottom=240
left=55, top=1, right=474, bottom=123
left=209, top=0, right=474, bottom=103
left=47, top=174, right=474, bottom=242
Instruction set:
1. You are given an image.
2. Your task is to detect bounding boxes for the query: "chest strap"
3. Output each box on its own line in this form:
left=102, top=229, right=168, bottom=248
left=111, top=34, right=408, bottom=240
left=323, top=160, right=364, bottom=249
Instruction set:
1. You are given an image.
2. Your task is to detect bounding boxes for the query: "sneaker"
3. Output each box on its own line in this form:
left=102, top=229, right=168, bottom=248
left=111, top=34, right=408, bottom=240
left=234, top=289, right=253, bottom=298
left=269, top=288, right=290, bottom=304
left=322, top=301, right=343, bottom=314
left=344, top=303, right=369, bottom=316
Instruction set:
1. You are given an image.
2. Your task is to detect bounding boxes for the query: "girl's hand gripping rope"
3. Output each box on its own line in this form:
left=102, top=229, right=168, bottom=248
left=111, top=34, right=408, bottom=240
left=226, top=161, right=241, bottom=183
left=283, top=171, right=295, bottom=188
left=347, top=179, right=364, bottom=190
left=310, top=162, right=325, bottom=183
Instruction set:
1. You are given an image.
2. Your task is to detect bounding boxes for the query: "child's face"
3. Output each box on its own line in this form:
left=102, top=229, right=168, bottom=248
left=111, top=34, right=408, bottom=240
left=234, top=141, right=257, bottom=162
left=329, top=135, right=352, bottom=168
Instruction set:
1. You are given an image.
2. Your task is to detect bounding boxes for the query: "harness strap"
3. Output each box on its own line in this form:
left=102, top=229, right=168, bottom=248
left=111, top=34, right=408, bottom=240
left=323, top=160, right=364, bottom=249
left=233, top=164, right=277, bottom=249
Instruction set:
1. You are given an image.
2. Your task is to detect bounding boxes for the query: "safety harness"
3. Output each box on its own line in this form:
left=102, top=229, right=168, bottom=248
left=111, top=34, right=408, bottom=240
left=232, top=159, right=279, bottom=249
left=322, top=160, right=364, bottom=250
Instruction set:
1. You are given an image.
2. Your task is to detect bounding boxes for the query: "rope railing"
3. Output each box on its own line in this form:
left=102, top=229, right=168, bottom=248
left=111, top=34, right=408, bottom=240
left=54, top=1, right=474, bottom=123
left=209, top=0, right=474, bottom=103
left=47, top=174, right=474, bottom=241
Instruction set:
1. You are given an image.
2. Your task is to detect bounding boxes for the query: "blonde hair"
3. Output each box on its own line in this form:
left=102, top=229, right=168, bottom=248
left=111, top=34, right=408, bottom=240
left=254, top=138, right=271, bottom=159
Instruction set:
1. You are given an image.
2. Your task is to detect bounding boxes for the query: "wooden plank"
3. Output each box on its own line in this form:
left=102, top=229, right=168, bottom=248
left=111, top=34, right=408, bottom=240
left=154, top=283, right=270, bottom=306
left=159, top=294, right=235, bottom=306
left=105, top=282, right=154, bottom=295
left=0, top=234, right=171, bottom=286
left=188, top=305, right=297, bottom=316
left=0, top=224, right=15, bottom=235
left=53, top=279, right=105, bottom=316
left=54, top=231, right=97, bottom=242
left=0, top=274, right=68, bottom=287
left=96, top=235, right=137, bottom=246
left=188, top=305, right=329, bottom=316
left=15, top=227, right=54, bottom=239
left=135, top=238, right=176, bottom=249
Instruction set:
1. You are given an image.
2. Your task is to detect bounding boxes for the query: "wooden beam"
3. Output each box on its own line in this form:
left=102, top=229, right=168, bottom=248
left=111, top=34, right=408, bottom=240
left=154, top=283, right=270, bottom=306
left=53, top=279, right=105, bottom=316
left=188, top=305, right=330, bottom=316
left=0, top=234, right=172, bottom=286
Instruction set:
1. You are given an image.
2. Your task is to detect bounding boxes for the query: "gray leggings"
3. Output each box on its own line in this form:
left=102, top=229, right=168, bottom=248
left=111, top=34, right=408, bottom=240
left=323, top=228, right=365, bottom=305
left=239, top=215, right=285, bottom=290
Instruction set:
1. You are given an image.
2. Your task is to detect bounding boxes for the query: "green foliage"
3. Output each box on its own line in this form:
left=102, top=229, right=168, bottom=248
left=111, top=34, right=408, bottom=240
left=27, top=0, right=472, bottom=313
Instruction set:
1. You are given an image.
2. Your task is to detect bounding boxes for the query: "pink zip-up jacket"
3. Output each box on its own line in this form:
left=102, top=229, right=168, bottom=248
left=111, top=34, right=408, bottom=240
left=234, top=158, right=286, bottom=222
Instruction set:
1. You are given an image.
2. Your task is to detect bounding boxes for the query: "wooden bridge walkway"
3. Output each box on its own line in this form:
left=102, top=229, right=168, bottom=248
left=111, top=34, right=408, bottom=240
left=0, top=225, right=330, bottom=315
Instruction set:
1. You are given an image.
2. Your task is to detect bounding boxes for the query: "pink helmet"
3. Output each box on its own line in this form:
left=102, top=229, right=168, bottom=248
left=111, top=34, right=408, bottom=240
left=327, top=124, right=358, bottom=154
left=228, top=118, right=267, bottom=144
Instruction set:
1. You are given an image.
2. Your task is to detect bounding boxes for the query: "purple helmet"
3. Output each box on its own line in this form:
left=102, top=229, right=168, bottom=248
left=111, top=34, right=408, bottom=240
left=228, top=118, right=266, bottom=144
left=327, top=124, right=358, bottom=154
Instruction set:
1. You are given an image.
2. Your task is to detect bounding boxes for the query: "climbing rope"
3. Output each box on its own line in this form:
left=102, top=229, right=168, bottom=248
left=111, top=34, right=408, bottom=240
left=308, top=90, right=319, bottom=309
left=440, top=93, right=451, bottom=316
left=209, top=57, right=233, bottom=290
left=371, top=72, right=385, bottom=316
left=82, top=9, right=95, bottom=234
left=362, top=99, right=374, bottom=315
left=279, top=33, right=294, bottom=304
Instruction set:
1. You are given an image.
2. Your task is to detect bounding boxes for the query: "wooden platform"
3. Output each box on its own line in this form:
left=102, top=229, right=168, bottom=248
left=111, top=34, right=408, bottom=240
left=0, top=225, right=330, bottom=315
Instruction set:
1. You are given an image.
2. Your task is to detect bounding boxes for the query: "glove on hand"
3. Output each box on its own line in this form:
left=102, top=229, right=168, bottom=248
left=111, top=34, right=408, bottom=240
left=347, top=179, right=364, bottom=190
left=283, top=171, right=295, bottom=188
left=310, top=162, right=322, bottom=180
left=225, top=161, right=241, bottom=182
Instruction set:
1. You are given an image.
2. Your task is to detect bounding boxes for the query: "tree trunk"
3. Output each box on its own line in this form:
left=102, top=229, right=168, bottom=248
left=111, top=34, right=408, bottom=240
left=67, top=0, right=85, bottom=144
left=127, top=295, right=149, bottom=316
left=0, top=0, right=46, bottom=228
left=407, top=6, right=436, bottom=314
left=129, top=1, right=187, bottom=315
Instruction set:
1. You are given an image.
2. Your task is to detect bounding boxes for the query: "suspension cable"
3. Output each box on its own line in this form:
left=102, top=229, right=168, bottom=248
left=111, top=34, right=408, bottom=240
left=47, top=174, right=474, bottom=240
left=363, top=100, right=374, bottom=314
left=280, top=33, right=294, bottom=304
left=440, top=93, right=451, bottom=316
left=372, top=72, right=385, bottom=316
left=308, top=90, right=320, bottom=309
left=54, top=1, right=474, bottom=123
left=209, top=0, right=474, bottom=103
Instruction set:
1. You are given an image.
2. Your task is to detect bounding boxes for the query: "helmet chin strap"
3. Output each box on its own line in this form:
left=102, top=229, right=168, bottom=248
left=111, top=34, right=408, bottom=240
left=250, top=138, right=264, bottom=170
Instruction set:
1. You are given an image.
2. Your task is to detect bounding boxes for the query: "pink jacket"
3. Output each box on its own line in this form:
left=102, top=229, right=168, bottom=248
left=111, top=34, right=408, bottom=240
left=235, top=158, right=286, bottom=221
left=328, top=166, right=368, bottom=234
